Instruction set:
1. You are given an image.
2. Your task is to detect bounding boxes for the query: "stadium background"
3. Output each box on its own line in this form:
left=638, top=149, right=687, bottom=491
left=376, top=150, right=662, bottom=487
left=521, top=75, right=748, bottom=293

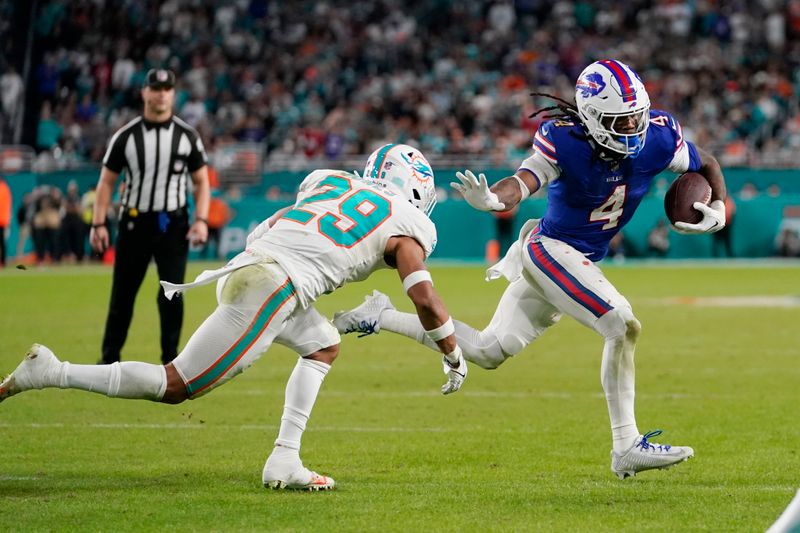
left=2, top=0, right=800, bottom=263
left=1, top=2, right=800, bottom=531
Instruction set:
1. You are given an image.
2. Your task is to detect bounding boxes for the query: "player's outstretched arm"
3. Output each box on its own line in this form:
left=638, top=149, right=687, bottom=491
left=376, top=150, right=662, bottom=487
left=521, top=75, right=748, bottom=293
left=490, top=169, right=540, bottom=211
left=386, top=236, right=467, bottom=394
left=451, top=170, right=505, bottom=211
left=674, top=147, right=728, bottom=234
left=451, top=169, right=539, bottom=213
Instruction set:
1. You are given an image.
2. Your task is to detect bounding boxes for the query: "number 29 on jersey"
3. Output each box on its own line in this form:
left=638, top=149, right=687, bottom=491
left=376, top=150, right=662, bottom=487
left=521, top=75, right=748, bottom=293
left=281, top=175, right=391, bottom=247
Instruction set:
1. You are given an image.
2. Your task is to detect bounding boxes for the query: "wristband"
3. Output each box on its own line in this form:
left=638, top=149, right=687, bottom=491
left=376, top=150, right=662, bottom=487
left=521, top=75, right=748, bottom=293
left=512, top=175, right=531, bottom=201
left=402, top=270, right=433, bottom=293
left=443, top=344, right=463, bottom=366
left=195, top=217, right=208, bottom=226
left=91, top=222, right=106, bottom=229
left=425, top=317, right=455, bottom=342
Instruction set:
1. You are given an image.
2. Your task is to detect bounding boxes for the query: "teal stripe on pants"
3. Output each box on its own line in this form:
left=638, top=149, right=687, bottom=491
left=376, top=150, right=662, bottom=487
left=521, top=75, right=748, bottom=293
left=187, top=279, right=295, bottom=395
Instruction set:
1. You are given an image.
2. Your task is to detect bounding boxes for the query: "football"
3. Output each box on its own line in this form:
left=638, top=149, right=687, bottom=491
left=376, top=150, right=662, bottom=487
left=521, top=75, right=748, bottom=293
left=664, top=172, right=712, bottom=225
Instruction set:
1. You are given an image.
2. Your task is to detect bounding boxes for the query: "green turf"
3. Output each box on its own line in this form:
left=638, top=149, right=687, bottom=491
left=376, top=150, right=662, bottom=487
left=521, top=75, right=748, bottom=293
left=1, top=262, right=798, bottom=532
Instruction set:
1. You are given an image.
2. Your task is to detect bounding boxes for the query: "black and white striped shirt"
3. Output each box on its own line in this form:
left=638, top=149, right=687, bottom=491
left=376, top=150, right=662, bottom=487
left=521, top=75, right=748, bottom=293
left=102, top=115, right=207, bottom=213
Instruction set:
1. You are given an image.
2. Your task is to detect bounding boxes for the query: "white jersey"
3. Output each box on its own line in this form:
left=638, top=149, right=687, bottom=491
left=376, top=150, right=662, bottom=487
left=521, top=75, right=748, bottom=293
left=249, top=170, right=437, bottom=308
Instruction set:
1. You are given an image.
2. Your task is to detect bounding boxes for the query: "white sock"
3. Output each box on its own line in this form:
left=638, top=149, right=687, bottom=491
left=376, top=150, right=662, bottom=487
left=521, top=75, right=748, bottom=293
left=612, top=422, right=639, bottom=453
left=381, top=310, right=508, bottom=369
left=62, top=362, right=167, bottom=400
left=381, top=309, right=430, bottom=346
left=600, top=335, right=640, bottom=453
left=274, top=358, right=330, bottom=452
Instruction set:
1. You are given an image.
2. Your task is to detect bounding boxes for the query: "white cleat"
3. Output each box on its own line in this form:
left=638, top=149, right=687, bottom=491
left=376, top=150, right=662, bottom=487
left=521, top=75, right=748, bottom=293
left=333, top=290, right=395, bottom=336
left=611, top=430, right=694, bottom=479
left=262, top=449, right=335, bottom=491
left=264, top=467, right=336, bottom=491
left=263, top=454, right=335, bottom=492
left=0, top=344, right=63, bottom=403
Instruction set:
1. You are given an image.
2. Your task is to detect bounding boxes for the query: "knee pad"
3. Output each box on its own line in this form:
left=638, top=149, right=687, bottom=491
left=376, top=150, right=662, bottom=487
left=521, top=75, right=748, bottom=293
left=594, top=307, right=640, bottom=340
left=495, top=314, right=553, bottom=360
left=470, top=350, right=509, bottom=370
left=474, top=328, right=517, bottom=370
left=450, top=325, right=507, bottom=370
left=496, top=331, right=527, bottom=360
left=276, top=306, right=341, bottom=357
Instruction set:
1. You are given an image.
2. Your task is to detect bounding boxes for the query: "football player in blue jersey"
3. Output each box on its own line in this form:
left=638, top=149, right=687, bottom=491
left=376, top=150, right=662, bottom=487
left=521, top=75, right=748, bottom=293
left=334, top=60, right=728, bottom=479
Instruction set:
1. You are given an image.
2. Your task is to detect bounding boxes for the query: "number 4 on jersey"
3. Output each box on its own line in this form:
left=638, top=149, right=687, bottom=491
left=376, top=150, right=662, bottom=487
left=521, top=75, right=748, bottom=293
left=590, top=185, right=626, bottom=229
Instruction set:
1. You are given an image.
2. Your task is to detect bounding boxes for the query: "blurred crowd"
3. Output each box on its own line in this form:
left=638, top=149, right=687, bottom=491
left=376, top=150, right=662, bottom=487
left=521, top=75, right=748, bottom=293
left=3, top=0, right=800, bottom=172
left=12, top=181, right=99, bottom=264
left=4, top=177, right=798, bottom=267
left=8, top=180, right=233, bottom=265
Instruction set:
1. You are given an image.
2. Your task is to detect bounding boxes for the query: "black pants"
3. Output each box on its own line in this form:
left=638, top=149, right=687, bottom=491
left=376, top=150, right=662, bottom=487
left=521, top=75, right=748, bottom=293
left=33, top=227, right=58, bottom=262
left=101, top=209, right=189, bottom=364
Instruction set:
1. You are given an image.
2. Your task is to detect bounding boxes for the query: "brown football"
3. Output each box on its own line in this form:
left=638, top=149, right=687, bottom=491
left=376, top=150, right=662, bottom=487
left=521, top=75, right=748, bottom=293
left=664, top=172, right=712, bottom=225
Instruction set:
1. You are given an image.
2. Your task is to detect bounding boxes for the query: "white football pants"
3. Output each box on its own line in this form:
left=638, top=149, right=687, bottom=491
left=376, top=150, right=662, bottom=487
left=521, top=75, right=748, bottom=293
left=381, top=230, right=641, bottom=448
left=172, top=261, right=340, bottom=398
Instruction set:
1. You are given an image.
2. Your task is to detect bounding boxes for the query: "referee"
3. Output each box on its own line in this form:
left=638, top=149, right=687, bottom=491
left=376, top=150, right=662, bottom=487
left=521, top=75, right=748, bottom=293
left=90, top=68, right=210, bottom=365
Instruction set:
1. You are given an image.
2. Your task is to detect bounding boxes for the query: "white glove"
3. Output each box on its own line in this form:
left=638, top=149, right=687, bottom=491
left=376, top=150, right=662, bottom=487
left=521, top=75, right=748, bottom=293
left=441, top=346, right=468, bottom=395
left=451, top=170, right=505, bottom=211
left=246, top=219, right=271, bottom=246
left=673, top=200, right=726, bottom=234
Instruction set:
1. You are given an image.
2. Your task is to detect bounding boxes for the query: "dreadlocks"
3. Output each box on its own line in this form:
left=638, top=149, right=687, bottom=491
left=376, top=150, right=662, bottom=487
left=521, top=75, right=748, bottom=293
left=528, top=92, right=583, bottom=124
left=529, top=92, right=627, bottom=162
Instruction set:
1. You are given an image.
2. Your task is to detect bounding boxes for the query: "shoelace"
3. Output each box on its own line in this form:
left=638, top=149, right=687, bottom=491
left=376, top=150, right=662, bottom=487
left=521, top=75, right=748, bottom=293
left=345, top=320, right=378, bottom=337
left=636, top=429, right=672, bottom=453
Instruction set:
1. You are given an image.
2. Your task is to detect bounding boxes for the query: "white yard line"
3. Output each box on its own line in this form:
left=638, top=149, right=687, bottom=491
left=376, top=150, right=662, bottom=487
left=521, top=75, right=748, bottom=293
left=0, top=421, right=445, bottom=433
left=641, top=295, right=800, bottom=308
left=215, top=389, right=755, bottom=400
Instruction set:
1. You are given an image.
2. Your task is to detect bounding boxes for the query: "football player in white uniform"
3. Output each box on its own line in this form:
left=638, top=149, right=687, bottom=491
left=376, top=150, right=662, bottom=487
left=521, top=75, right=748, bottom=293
left=0, top=144, right=467, bottom=491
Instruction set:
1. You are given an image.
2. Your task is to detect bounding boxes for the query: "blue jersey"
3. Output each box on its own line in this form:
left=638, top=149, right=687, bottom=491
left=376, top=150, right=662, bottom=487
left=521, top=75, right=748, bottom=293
left=521, top=110, right=702, bottom=261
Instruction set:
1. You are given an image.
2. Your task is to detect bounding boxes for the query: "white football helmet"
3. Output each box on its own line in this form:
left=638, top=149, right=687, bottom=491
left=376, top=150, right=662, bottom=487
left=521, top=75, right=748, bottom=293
left=363, top=144, right=437, bottom=216
left=575, top=60, right=651, bottom=158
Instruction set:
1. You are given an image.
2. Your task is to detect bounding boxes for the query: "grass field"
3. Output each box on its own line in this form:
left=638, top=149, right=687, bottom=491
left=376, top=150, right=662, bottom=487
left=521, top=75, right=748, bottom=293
left=1, top=261, right=798, bottom=532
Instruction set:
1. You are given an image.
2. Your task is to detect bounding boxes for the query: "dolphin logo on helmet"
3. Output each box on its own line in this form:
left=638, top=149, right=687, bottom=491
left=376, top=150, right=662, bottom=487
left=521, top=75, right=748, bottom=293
left=363, top=144, right=437, bottom=217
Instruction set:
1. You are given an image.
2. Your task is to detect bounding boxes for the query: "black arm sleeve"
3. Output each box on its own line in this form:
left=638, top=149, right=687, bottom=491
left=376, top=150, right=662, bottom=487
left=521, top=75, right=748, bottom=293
left=102, top=129, right=128, bottom=173
left=186, top=132, right=208, bottom=172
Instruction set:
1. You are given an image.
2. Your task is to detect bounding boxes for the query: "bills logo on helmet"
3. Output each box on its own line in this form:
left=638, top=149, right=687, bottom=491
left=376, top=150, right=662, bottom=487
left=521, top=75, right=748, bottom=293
left=399, top=151, right=433, bottom=184
left=576, top=72, right=606, bottom=98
